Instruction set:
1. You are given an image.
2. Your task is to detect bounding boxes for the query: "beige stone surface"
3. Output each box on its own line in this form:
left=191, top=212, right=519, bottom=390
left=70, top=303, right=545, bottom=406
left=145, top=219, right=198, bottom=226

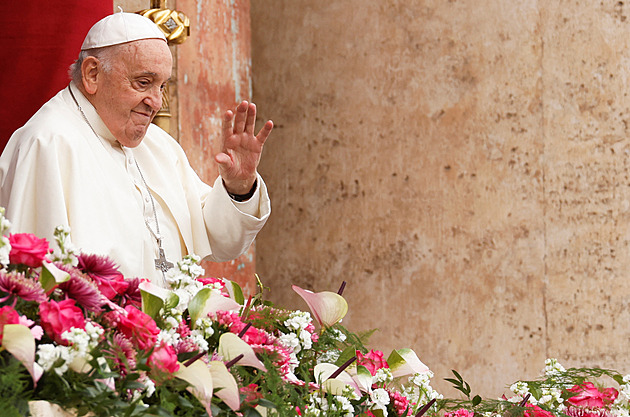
left=251, top=0, right=630, bottom=397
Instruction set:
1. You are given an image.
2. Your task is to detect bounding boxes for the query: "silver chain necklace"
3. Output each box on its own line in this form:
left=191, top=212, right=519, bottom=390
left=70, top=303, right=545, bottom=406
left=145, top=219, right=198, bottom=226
left=68, top=85, right=173, bottom=283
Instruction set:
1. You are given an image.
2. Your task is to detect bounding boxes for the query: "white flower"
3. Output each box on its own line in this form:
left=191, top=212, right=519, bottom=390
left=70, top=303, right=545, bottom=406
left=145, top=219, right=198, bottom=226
left=186, top=327, right=214, bottom=352
left=543, top=358, right=565, bottom=377
left=510, top=381, right=530, bottom=397
left=284, top=311, right=313, bottom=332
left=279, top=332, right=300, bottom=352
left=0, top=235, right=11, bottom=267
left=0, top=207, right=11, bottom=234
left=316, top=348, right=341, bottom=365
left=36, top=344, right=74, bottom=375
left=329, top=327, right=347, bottom=342
left=374, top=367, right=394, bottom=385
left=371, top=388, right=391, bottom=406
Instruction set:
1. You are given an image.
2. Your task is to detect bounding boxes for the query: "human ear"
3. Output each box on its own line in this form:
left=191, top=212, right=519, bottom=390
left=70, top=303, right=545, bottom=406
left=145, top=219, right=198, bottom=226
left=81, top=56, right=101, bottom=95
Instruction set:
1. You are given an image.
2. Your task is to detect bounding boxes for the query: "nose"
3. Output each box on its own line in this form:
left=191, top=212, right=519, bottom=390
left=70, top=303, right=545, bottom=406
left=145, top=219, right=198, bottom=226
left=144, top=86, right=163, bottom=112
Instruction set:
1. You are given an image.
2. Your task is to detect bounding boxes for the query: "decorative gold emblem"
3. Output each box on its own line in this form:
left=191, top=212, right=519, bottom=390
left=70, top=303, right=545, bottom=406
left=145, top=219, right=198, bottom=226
left=138, top=8, right=190, bottom=45
left=137, top=1, right=191, bottom=134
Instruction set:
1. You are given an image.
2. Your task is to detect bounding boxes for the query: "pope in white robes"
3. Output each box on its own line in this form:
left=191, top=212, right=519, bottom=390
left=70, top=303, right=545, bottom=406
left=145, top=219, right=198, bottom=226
left=0, top=12, right=272, bottom=285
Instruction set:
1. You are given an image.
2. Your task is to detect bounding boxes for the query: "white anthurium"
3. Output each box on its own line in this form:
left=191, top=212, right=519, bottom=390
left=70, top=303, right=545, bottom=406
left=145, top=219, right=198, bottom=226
left=208, top=361, right=241, bottom=412
left=387, top=348, right=431, bottom=378
left=69, top=354, right=92, bottom=373
left=39, top=261, right=70, bottom=293
left=218, top=332, right=267, bottom=372
left=291, top=285, right=348, bottom=328
left=174, top=360, right=214, bottom=416
left=347, top=364, right=374, bottom=393
left=2, top=324, right=43, bottom=384
left=189, top=288, right=240, bottom=327
left=219, top=278, right=245, bottom=305
left=139, top=280, right=179, bottom=320
left=314, top=363, right=361, bottom=396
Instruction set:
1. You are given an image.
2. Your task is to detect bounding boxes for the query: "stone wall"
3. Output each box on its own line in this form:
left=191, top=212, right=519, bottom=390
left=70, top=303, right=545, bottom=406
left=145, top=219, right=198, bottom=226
left=251, top=0, right=630, bottom=397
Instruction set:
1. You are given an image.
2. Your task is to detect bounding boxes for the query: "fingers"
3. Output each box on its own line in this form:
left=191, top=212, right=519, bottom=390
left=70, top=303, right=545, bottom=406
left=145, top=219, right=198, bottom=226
left=233, top=101, right=249, bottom=134
left=222, top=110, right=234, bottom=145
left=256, top=120, right=274, bottom=145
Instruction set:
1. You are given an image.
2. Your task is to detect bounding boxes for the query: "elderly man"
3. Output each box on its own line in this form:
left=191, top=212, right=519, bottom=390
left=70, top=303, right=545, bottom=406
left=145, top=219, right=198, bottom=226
left=0, top=12, right=272, bottom=285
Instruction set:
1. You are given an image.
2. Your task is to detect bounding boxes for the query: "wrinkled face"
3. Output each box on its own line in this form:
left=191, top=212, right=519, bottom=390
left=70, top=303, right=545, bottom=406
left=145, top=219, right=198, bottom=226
left=92, top=39, right=172, bottom=147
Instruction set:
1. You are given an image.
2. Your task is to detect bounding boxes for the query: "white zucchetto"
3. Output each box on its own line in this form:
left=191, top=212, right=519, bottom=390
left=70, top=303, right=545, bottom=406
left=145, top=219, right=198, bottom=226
left=81, top=11, right=166, bottom=50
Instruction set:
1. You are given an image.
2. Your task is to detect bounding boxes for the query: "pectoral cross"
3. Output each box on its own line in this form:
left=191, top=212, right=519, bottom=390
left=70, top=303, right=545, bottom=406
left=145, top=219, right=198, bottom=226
left=155, top=246, right=174, bottom=273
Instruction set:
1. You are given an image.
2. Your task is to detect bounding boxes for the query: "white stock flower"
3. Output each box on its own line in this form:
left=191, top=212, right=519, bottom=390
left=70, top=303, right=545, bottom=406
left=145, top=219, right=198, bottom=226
left=0, top=235, right=11, bottom=266
left=543, top=358, right=566, bottom=377
left=374, top=367, right=394, bottom=385
left=278, top=332, right=300, bottom=352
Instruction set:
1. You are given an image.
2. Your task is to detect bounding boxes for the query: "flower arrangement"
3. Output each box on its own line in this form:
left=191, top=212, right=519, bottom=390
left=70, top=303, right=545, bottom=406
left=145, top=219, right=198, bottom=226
left=1, top=205, right=630, bottom=417
left=0, top=208, right=441, bottom=417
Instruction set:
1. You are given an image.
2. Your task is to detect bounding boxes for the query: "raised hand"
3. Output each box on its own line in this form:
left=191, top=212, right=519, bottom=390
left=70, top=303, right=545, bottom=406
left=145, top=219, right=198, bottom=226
left=215, top=101, right=273, bottom=195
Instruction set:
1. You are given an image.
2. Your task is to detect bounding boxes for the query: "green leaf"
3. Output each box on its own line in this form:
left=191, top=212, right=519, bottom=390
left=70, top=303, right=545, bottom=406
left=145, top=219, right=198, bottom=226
left=39, top=261, right=70, bottom=293
left=472, top=395, right=482, bottom=407
left=335, top=346, right=357, bottom=367
left=257, top=398, right=277, bottom=409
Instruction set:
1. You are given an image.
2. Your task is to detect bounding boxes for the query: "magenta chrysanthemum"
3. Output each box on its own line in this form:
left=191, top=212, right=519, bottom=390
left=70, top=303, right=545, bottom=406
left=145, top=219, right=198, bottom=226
left=0, top=270, right=46, bottom=303
left=103, top=332, right=137, bottom=379
left=565, top=407, right=613, bottom=417
left=77, top=253, right=122, bottom=280
left=56, top=263, right=108, bottom=312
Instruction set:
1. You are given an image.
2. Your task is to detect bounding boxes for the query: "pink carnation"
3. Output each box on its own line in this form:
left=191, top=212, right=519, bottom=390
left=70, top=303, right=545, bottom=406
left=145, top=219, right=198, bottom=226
left=390, top=390, right=413, bottom=416
left=0, top=305, right=20, bottom=343
left=39, top=299, right=86, bottom=345
left=148, top=342, right=180, bottom=375
left=445, top=409, right=476, bottom=417
left=357, top=349, right=389, bottom=376
left=116, top=305, right=159, bottom=351
left=8, top=233, right=50, bottom=268
left=567, top=382, right=618, bottom=409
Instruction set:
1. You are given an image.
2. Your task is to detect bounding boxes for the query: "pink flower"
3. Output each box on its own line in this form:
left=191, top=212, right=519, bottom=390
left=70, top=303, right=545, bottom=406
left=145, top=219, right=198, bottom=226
left=116, top=305, right=159, bottom=351
left=197, top=276, right=226, bottom=290
left=567, top=382, right=618, bottom=409
left=18, top=315, right=43, bottom=340
left=390, top=390, right=413, bottom=416
left=0, top=305, right=20, bottom=343
left=8, top=233, right=50, bottom=268
left=240, top=383, right=263, bottom=404
left=77, top=253, right=129, bottom=300
left=0, top=271, right=46, bottom=303
left=524, top=403, right=555, bottom=417
left=39, top=299, right=85, bottom=344
left=445, top=409, right=475, bottom=417
left=148, top=342, right=180, bottom=374
left=56, top=264, right=107, bottom=312
left=357, top=349, right=389, bottom=376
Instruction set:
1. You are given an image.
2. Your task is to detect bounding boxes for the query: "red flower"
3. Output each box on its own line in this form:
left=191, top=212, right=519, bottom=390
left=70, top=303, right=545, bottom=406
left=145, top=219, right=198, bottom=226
left=356, top=349, right=389, bottom=376
left=390, top=390, right=413, bottom=416
left=116, top=305, right=159, bottom=351
left=445, top=409, right=475, bottom=417
left=77, top=253, right=129, bottom=300
left=524, top=403, right=555, bottom=417
left=39, top=299, right=86, bottom=344
left=567, top=382, right=618, bottom=409
left=0, top=271, right=46, bottom=303
left=148, top=342, right=180, bottom=374
left=8, top=233, right=50, bottom=268
left=240, top=383, right=263, bottom=404
left=0, top=305, right=20, bottom=343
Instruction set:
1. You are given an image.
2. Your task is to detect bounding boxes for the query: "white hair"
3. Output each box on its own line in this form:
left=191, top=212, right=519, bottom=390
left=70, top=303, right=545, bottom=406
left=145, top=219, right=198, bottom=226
left=68, top=44, right=127, bottom=83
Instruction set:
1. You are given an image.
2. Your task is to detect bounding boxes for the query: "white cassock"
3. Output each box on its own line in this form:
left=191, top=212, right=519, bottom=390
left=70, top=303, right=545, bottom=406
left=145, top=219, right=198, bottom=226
left=0, top=82, right=270, bottom=284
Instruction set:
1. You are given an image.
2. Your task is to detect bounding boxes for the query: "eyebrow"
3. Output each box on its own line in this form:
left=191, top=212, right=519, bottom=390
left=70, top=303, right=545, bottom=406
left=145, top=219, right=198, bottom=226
left=135, top=72, right=172, bottom=83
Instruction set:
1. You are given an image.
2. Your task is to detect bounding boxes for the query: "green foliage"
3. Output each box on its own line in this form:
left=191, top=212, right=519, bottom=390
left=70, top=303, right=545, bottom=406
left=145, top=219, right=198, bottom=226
left=0, top=354, right=32, bottom=415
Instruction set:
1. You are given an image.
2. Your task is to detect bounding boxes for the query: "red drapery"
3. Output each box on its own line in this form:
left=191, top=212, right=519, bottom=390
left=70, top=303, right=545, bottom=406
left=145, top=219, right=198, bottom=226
left=0, top=1, right=113, bottom=152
